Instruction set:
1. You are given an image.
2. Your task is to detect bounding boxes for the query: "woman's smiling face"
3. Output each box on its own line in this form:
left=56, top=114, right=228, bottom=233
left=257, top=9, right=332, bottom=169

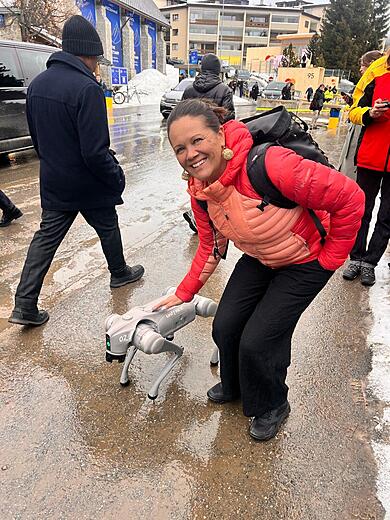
left=169, top=115, right=226, bottom=183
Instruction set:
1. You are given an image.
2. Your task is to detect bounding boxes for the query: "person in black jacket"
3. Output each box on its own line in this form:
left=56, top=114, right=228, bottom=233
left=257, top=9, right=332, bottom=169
left=8, top=15, right=144, bottom=327
left=281, top=82, right=292, bottom=100
left=182, top=54, right=235, bottom=120
left=310, top=84, right=326, bottom=129
left=181, top=53, right=235, bottom=232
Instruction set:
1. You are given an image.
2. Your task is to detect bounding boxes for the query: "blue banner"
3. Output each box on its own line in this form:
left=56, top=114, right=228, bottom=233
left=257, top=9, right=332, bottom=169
left=189, top=50, right=198, bottom=65
left=111, top=67, right=120, bottom=85
left=126, top=11, right=141, bottom=74
left=76, top=0, right=96, bottom=27
left=111, top=67, right=127, bottom=85
left=102, top=0, right=122, bottom=67
left=119, top=67, right=128, bottom=85
left=146, top=20, right=157, bottom=69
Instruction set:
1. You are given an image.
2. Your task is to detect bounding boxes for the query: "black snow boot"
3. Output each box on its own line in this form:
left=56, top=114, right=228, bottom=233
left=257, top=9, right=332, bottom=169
left=0, top=206, right=23, bottom=227
left=342, top=260, right=361, bottom=281
left=249, top=401, right=290, bottom=441
left=207, top=382, right=240, bottom=404
left=110, top=264, right=144, bottom=288
left=360, top=265, right=375, bottom=286
left=9, top=307, right=49, bottom=326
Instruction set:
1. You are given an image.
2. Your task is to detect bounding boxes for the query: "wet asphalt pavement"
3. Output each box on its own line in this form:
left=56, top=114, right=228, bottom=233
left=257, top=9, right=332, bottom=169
left=0, top=104, right=389, bottom=519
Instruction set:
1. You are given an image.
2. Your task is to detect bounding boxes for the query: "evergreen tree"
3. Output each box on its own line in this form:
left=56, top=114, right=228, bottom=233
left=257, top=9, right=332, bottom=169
left=370, top=0, right=390, bottom=49
left=319, top=0, right=375, bottom=82
left=282, top=44, right=300, bottom=67
left=307, top=34, right=325, bottom=67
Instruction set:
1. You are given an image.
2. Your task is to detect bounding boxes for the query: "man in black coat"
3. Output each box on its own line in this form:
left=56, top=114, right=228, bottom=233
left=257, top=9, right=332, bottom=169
left=9, top=15, right=144, bottom=327
left=182, top=54, right=235, bottom=120
left=181, top=54, right=235, bottom=232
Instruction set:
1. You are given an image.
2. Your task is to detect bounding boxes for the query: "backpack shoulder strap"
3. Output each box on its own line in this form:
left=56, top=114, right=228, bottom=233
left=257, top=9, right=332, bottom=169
left=246, top=143, right=327, bottom=243
left=247, top=143, right=297, bottom=211
left=195, top=199, right=228, bottom=259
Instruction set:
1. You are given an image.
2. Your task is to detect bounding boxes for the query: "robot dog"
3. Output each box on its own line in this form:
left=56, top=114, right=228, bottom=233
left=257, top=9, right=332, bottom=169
left=105, top=288, right=219, bottom=400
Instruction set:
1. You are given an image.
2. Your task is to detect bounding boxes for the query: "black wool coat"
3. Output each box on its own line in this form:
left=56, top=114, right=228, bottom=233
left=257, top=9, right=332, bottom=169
left=26, top=51, right=125, bottom=211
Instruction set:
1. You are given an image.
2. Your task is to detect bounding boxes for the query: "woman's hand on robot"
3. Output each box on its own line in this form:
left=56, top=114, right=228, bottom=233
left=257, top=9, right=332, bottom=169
left=153, top=294, right=183, bottom=311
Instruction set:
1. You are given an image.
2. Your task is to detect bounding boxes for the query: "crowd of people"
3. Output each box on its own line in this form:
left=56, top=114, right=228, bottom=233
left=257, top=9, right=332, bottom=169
left=1, top=14, right=389, bottom=442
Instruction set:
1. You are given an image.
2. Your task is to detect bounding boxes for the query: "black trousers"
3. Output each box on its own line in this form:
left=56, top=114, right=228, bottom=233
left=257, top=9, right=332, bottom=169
left=350, top=167, right=390, bottom=266
left=212, top=255, right=333, bottom=417
left=15, top=208, right=126, bottom=310
left=0, top=190, right=14, bottom=213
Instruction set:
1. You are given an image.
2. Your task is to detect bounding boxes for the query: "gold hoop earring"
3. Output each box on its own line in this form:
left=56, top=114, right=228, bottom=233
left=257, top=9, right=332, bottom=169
left=182, top=170, right=190, bottom=181
left=222, top=147, right=234, bottom=161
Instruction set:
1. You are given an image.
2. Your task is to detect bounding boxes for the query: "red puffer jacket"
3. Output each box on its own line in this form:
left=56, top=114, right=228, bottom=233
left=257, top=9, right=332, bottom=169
left=176, top=120, right=365, bottom=302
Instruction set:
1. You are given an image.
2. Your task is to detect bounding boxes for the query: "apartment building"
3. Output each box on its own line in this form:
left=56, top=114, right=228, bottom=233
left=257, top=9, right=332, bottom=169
left=159, top=1, right=321, bottom=68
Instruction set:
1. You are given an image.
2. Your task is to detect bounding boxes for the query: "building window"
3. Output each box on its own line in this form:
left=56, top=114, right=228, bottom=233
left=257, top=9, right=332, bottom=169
left=221, top=12, right=244, bottom=22
left=172, top=28, right=178, bottom=36
left=189, top=24, right=217, bottom=35
left=172, top=43, right=178, bottom=51
left=305, top=20, right=309, bottom=28
left=0, top=14, right=5, bottom=28
left=245, top=29, right=268, bottom=37
left=220, top=27, right=243, bottom=37
left=272, top=15, right=299, bottom=24
left=190, top=9, right=218, bottom=22
left=172, top=14, right=179, bottom=21
left=220, top=42, right=242, bottom=51
left=248, top=15, right=268, bottom=24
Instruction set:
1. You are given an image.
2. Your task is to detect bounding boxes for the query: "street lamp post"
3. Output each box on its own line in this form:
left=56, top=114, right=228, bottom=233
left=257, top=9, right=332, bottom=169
left=219, top=0, right=225, bottom=61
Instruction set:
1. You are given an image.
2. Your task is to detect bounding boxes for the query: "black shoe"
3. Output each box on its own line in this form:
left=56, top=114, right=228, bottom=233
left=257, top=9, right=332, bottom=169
left=0, top=207, right=23, bottom=227
left=207, top=382, right=240, bottom=404
left=110, top=264, right=144, bottom=288
left=8, top=307, right=49, bottom=326
left=360, top=265, right=375, bottom=286
left=342, top=261, right=361, bottom=281
left=183, top=211, right=198, bottom=234
left=249, top=401, right=290, bottom=441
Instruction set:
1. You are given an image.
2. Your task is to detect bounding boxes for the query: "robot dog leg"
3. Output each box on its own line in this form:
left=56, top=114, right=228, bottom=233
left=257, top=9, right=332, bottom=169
left=105, top=289, right=218, bottom=400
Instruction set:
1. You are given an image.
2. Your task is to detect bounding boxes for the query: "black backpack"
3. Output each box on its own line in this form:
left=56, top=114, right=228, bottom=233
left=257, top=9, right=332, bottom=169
left=198, top=105, right=330, bottom=254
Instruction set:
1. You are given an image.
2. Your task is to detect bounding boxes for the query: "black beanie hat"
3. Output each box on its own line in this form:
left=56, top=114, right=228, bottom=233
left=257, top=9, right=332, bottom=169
left=62, top=15, right=104, bottom=56
left=201, top=53, right=221, bottom=74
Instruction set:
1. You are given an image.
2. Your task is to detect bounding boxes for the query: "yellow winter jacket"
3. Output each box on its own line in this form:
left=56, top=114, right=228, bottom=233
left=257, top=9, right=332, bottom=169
left=349, top=55, right=390, bottom=171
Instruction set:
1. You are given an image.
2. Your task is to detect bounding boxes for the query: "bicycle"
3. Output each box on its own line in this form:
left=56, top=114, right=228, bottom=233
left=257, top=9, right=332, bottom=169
left=112, top=85, right=148, bottom=105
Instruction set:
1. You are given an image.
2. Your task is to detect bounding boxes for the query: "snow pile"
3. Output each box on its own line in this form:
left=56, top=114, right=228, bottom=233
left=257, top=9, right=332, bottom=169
left=117, top=65, right=179, bottom=107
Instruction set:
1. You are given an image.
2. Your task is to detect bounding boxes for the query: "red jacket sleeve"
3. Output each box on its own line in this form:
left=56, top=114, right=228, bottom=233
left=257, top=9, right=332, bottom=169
left=176, top=197, right=228, bottom=302
left=265, top=147, right=365, bottom=271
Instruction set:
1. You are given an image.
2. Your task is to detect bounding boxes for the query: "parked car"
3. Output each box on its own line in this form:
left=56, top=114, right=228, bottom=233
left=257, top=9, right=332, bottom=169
left=160, top=78, right=195, bottom=119
left=235, top=69, right=251, bottom=81
left=261, top=81, right=286, bottom=100
left=0, top=39, right=57, bottom=156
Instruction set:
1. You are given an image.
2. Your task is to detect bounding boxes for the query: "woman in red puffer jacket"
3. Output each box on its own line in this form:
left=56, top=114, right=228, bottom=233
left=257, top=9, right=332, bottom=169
left=155, top=99, right=365, bottom=442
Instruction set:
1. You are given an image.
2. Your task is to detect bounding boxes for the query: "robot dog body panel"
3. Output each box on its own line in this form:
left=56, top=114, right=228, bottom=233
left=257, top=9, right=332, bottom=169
left=104, top=290, right=218, bottom=399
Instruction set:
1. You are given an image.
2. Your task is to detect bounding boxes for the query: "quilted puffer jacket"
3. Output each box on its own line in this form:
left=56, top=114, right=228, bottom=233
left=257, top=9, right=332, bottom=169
left=176, top=120, right=365, bottom=302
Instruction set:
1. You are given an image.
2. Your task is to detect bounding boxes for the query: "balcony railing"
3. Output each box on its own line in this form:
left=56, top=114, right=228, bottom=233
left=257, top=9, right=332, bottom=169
left=190, top=19, right=218, bottom=25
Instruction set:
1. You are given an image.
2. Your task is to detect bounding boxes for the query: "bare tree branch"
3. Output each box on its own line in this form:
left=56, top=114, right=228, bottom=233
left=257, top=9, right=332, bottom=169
left=0, top=0, right=76, bottom=41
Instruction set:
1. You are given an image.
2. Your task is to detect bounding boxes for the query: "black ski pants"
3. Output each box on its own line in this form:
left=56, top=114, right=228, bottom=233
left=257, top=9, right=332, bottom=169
left=212, top=254, right=333, bottom=417
left=14, top=208, right=126, bottom=310
left=350, top=167, right=390, bottom=267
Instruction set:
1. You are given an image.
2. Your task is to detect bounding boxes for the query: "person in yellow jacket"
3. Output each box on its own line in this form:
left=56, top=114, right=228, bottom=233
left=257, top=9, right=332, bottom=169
left=324, top=86, right=334, bottom=102
left=342, top=50, right=390, bottom=286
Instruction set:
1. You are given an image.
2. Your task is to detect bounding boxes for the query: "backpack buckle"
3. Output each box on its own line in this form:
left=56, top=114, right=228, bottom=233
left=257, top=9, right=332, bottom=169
left=257, top=198, right=270, bottom=212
